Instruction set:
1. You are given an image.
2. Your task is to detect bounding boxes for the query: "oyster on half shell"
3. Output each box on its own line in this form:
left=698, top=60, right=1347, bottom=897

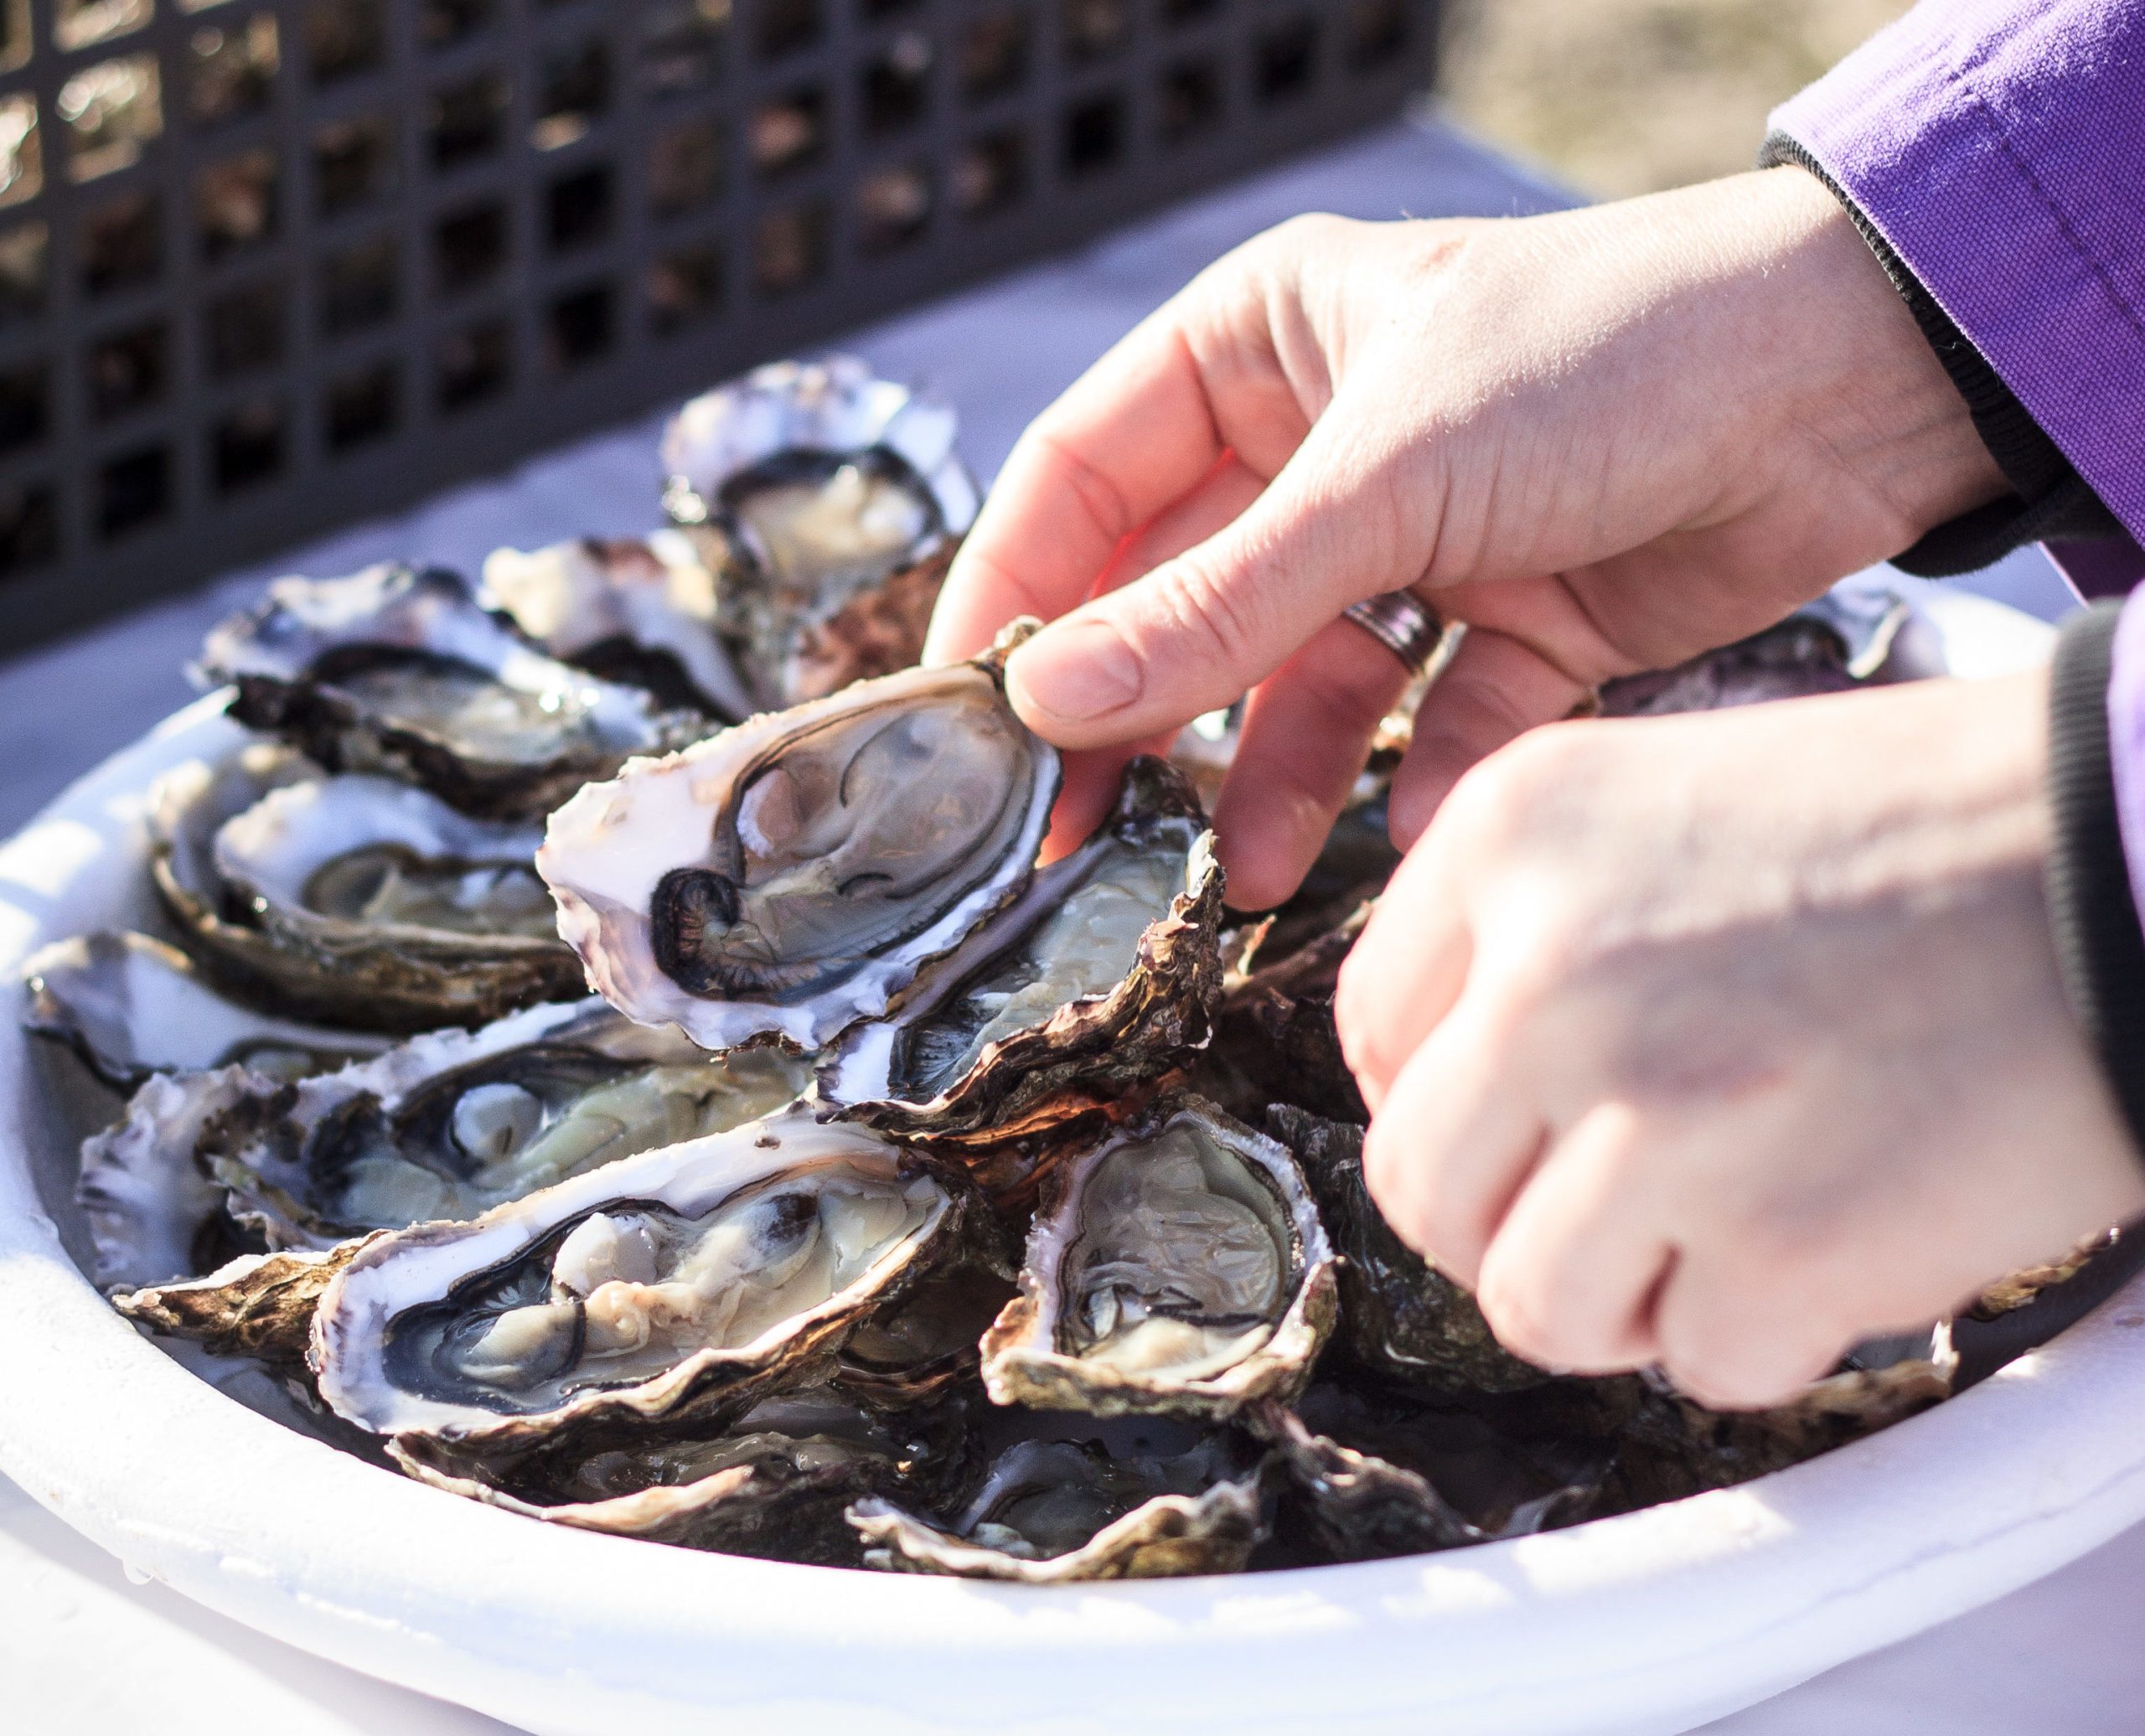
left=199, top=564, right=693, bottom=820
left=849, top=1431, right=1268, bottom=1582
left=660, top=357, right=979, bottom=713
left=539, top=623, right=1059, bottom=1051
left=981, top=1094, right=1338, bottom=1420
left=199, top=996, right=811, bottom=1249
left=819, top=756, right=1224, bottom=1144
left=479, top=535, right=754, bottom=721
left=22, top=929, right=389, bottom=1091
left=312, top=1104, right=975, bottom=1454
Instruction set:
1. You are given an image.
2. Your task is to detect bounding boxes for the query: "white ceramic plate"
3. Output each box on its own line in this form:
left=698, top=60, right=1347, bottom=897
left=5, top=592, right=2142, bottom=1736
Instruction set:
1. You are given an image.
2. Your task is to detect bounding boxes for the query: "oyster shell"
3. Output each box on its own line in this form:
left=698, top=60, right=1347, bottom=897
left=199, top=564, right=691, bottom=819
left=77, top=1067, right=256, bottom=1292
left=539, top=625, right=1059, bottom=1051
left=981, top=1095, right=1339, bottom=1419
left=114, top=1243, right=359, bottom=1361
left=200, top=996, right=812, bottom=1248
left=390, top=1387, right=974, bottom=1563
left=849, top=1432, right=1268, bottom=1582
left=312, top=1104, right=975, bottom=1454
left=479, top=535, right=754, bottom=721
left=1270, top=1106, right=1548, bottom=1392
left=819, top=756, right=1224, bottom=1144
left=1201, top=907, right=1369, bottom=1126
left=210, top=773, right=585, bottom=1021
left=660, top=357, right=978, bottom=713
left=22, top=929, right=389, bottom=1091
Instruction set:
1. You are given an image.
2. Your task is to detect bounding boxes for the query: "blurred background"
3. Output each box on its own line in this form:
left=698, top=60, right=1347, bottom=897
left=1439, top=0, right=1916, bottom=196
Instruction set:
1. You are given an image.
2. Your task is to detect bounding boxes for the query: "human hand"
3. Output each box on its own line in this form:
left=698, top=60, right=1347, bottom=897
left=1334, top=669, right=2145, bottom=1408
left=925, top=168, right=2004, bottom=907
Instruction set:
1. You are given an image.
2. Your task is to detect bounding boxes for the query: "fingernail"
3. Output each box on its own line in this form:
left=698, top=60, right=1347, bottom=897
left=1008, top=618, right=1144, bottom=726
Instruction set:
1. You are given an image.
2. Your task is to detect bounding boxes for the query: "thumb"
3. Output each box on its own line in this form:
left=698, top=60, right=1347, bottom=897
left=1001, top=418, right=1421, bottom=747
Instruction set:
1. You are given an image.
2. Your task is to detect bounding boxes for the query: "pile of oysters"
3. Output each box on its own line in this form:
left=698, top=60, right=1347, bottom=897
left=22, top=357, right=2110, bottom=1580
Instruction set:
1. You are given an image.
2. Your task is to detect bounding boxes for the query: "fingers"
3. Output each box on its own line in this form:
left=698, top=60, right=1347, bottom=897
left=1474, top=1103, right=1671, bottom=1374
left=1000, top=406, right=1422, bottom=748
left=1039, top=733, right=1176, bottom=864
left=1211, top=617, right=1414, bottom=911
left=1652, top=1250, right=1852, bottom=1410
left=923, top=307, right=1255, bottom=665
left=1388, top=628, right=1593, bottom=849
left=1358, top=989, right=1546, bottom=1289
left=1334, top=818, right=1477, bottom=1109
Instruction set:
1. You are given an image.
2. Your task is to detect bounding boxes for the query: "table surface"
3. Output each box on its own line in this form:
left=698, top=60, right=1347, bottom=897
left=0, top=110, right=2126, bottom=1736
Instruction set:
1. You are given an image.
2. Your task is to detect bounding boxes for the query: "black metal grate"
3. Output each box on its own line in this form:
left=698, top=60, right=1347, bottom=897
left=0, top=0, right=1438, bottom=652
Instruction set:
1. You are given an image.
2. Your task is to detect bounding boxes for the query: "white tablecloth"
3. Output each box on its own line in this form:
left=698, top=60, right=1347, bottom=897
left=0, top=110, right=2127, bottom=1735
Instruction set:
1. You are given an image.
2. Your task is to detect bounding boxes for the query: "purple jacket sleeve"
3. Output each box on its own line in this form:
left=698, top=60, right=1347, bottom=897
left=1771, top=0, right=2145, bottom=586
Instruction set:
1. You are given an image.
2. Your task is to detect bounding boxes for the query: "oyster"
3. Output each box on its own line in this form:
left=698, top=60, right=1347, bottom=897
left=479, top=535, right=753, bottom=721
left=114, top=1243, right=359, bottom=1362
left=210, top=773, right=585, bottom=1022
left=981, top=1095, right=1339, bottom=1419
left=659, top=357, right=979, bottom=712
left=312, top=1104, right=974, bottom=1454
left=22, top=929, right=389, bottom=1091
left=1202, top=908, right=1369, bottom=1127
left=1270, top=1106, right=1548, bottom=1392
left=77, top=1067, right=257, bottom=1291
left=391, top=1387, right=974, bottom=1563
left=198, top=564, right=690, bottom=819
left=849, top=1432, right=1268, bottom=1582
left=819, top=757, right=1224, bottom=1144
left=539, top=626, right=1059, bottom=1051
left=199, top=997, right=812, bottom=1248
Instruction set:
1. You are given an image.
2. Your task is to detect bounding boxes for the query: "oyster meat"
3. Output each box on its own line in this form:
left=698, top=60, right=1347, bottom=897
left=539, top=626, right=1059, bottom=1050
left=660, top=357, right=979, bottom=711
left=819, top=756, right=1224, bottom=1144
left=196, top=996, right=811, bottom=1248
left=479, top=535, right=753, bottom=721
left=22, top=929, right=389, bottom=1091
left=850, top=1431, right=1267, bottom=1582
left=392, top=1386, right=974, bottom=1563
left=981, top=1095, right=1338, bottom=1419
left=312, top=1104, right=974, bottom=1454
left=199, top=564, right=692, bottom=819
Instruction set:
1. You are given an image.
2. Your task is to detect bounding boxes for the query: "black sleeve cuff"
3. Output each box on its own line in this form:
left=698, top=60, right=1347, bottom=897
left=1760, top=132, right=2127, bottom=577
left=2044, top=602, right=2145, bottom=1160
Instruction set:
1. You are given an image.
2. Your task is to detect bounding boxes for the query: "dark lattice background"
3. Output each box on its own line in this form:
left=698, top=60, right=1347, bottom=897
left=0, top=0, right=1438, bottom=652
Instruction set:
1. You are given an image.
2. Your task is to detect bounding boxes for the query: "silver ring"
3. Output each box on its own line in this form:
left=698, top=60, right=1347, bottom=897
left=1343, top=590, right=1443, bottom=679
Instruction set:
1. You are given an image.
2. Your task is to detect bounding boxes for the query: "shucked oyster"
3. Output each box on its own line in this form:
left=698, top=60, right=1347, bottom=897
left=850, top=1431, right=1268, bottom=1582
left=312, top=1104, right=974, bottom=1454
left=192, top=996, right=810, bottom=1248
left=22, top=929, right=388, bottom=1092
left=198, top=564, right=691, bottom=820
left=391, top=1386, right=974, bottom=1563
left=660, top=357, right=980, bottom=711
left=479, top=535, right=753, bottom=721
left=981, top=1095, right=1338, bottom=1420
left=540, top=625, right=1059, bottom=1051
left=151, top=743, right=579, bottom=1032
left=819, top=757, right=1224, bottom=1144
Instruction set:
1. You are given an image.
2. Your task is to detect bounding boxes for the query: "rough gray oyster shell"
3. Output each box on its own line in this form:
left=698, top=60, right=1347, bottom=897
left=659, top=356, right=979, bottom=712
left=390, top=1387, right=975, bottom=1563
left=1201, top=907, right=1370, bottom=1127
left=980, top=1094, right=1338, bottom=1420
left=478, top=535, right=754, bottom=721
left=198, top=564, right=692, bottom=820
left=848, top=1432, right=1268, bottom=1582
left=539, top=623, right=1059, bottom=1051
left=311, top=1104, right=977, bottom=1455
left=817, top=756, right=1224, bottom=1146
left=148, top=740, right=577, bottom=1032
left=77, top=1066, right=258, bottom=1292
left=197, top=996, right=810, bottom=1249
left=830, top=1258, right=1017, bottom=1410
left=21, top=929, right=388, bottom=1091
left=114, top=1243, right=359, bottom=1362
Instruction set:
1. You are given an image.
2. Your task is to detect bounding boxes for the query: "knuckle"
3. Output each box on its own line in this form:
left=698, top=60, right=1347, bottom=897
left=1023, top=426, right=1135, bottom=546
